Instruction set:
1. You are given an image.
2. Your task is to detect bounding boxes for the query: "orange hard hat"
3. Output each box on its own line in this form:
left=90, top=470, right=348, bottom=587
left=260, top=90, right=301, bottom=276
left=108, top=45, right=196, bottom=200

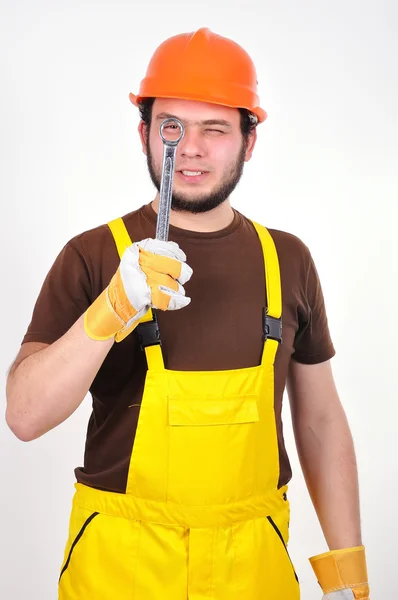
left=129, top=27, right=267, bottom=123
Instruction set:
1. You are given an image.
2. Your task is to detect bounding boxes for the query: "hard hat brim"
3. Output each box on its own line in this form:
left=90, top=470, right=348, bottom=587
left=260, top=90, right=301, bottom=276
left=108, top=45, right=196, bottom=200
left=129, top=92, right=267, bottom=123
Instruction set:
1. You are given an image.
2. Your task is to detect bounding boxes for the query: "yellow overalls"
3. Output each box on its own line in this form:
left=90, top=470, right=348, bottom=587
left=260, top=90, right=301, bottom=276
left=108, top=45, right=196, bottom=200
left=58, top=219, right=300, bottom=600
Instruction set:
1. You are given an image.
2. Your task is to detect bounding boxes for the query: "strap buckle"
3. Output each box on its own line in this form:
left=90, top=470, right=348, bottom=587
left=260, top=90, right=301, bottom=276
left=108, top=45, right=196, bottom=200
left=136, top=313, right=161, bottom=350
left=263, top=308, right=283, bottom=344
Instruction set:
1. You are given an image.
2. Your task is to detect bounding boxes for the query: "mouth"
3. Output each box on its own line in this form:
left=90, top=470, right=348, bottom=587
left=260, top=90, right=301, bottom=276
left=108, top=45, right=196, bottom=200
left=176, top=170, right=209, bottom=184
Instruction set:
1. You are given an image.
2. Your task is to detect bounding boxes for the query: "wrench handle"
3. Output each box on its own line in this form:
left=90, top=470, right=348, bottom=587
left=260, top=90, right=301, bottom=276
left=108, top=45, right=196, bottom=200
left=156, top=145, right=177, bottom=241
left=156, top=118, right=184, bottom=242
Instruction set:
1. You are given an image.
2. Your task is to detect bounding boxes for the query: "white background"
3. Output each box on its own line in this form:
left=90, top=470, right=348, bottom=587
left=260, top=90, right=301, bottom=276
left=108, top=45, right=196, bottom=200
left=0, top=1, right=397, bottom=598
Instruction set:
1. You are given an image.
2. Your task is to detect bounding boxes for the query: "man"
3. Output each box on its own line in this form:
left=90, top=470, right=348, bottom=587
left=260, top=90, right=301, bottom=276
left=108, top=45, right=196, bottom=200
left=6, top=27, right=369, bottom=600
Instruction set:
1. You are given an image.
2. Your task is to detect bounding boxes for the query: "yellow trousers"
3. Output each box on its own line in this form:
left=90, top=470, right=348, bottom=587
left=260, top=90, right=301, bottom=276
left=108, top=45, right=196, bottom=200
left=59, top=483, right=299, bottom=599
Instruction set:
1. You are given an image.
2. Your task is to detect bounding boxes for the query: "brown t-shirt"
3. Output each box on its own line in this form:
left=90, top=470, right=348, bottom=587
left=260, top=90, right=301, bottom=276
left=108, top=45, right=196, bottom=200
left=23, top=203, right=335, bottom=491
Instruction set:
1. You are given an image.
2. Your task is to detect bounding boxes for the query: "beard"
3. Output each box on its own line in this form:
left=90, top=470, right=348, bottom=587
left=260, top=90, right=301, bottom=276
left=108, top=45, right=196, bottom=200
left=146, top=137, right=247, bottom=214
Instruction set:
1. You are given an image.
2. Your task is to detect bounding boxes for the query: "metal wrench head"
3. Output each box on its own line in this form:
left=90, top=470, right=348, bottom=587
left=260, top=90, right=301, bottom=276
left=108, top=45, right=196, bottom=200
left=159, top=117, right=185, bottom=146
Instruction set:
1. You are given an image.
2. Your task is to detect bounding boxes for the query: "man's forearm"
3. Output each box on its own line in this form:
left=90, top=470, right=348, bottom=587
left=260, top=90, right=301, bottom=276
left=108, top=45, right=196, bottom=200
left=6, top=315, right=114, bottom=441
left=293, top=406, right=363, bottom=550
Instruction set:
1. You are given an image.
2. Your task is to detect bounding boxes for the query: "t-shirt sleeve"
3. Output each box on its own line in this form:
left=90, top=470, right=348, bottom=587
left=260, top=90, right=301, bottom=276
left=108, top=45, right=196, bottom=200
left=291, top=251, right=336, bottom=364
left=22, top=238, right=93, bottom=345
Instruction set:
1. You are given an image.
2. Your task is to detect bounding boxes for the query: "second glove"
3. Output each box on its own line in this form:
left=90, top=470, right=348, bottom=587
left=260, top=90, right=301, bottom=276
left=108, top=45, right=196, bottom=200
left=309, top=546, right=370, bottom=600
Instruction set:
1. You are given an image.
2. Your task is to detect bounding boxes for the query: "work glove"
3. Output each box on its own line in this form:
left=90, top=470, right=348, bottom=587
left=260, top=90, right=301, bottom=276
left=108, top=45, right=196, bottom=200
left=309, top=546, right=370, bottom=600
left=84, top=238, right=193, bottom=342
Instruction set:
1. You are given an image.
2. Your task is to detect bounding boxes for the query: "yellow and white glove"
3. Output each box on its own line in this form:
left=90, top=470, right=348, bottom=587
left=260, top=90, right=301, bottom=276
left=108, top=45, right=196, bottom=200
left=310, top=546, right=370, bottom=600
left=84, top=238, right=193, bottom=342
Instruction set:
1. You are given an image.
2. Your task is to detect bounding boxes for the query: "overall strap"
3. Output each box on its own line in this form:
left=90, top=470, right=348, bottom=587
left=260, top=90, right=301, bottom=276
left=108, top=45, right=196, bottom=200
left=108, top=217, right=282, bottom=371
left=251, top=222, right=283, bottom=367
left=107, top=218, right=165, bottom=371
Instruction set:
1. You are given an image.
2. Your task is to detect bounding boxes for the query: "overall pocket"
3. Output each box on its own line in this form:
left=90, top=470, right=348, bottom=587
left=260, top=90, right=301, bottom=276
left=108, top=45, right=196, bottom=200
left=167, top=394, right=260, bottom=505
left=59, top=510, right=99, bottom=582
left=266, top=515, right=299, bottom=583
left=168, top=394, right=259, bottom=426
left=58, top=504, right=141, bottom=600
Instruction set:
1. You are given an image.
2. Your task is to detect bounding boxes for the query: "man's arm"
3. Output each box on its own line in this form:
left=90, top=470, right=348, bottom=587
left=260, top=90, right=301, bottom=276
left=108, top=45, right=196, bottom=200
left=286, top=359, right=362, bottom=550
left=6, top=315, right=114, bottom=442
left=6, top=237, right=193, bottom=443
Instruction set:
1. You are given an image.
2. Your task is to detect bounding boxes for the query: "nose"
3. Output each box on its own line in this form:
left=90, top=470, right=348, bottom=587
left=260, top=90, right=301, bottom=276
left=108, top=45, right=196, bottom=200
left=178, top=127, right=206, bottom=159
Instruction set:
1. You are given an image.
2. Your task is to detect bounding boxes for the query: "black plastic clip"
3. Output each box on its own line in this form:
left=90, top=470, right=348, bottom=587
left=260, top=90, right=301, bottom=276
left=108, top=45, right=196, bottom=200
left=136, top=313, right=161, bottom=350
left=262, top=307, right=283, bottom=344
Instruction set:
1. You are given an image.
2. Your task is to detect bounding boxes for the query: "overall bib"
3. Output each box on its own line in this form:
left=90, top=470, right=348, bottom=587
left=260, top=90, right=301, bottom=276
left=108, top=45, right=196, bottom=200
left=58, top=219, right=300, bottom=600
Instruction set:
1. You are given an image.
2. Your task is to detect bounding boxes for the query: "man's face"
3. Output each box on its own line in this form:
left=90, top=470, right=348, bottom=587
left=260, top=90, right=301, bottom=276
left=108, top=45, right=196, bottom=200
left=139, top=98, right=256, bottom=214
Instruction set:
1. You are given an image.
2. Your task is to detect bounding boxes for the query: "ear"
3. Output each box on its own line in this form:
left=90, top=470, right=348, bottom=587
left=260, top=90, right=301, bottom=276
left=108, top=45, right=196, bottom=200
left=138, top=121, right=148, bottom=155
left=244, top=128, right=257, bottom=162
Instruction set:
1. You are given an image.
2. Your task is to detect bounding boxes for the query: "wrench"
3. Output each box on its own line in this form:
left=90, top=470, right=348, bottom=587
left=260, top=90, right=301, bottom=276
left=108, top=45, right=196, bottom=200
left=156, top=117, right=185, bottom=241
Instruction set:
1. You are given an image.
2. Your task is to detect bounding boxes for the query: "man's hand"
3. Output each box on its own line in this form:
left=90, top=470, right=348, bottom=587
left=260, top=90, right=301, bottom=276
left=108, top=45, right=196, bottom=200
left=84, top=238, right=193, bottom=342
left=309, top=546, right=370, bottom=599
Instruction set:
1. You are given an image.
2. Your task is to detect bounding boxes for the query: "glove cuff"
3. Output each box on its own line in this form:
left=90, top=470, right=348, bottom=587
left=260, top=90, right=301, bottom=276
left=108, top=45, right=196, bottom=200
left=84, top=288, right=126, bottom=341
left=309, top=546, right=369, bottom=599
